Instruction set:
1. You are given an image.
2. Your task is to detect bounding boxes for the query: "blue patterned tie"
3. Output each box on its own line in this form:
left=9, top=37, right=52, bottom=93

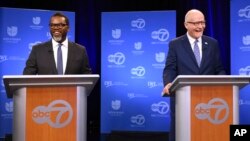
left=193, top=40, right=201, bottom=67
left=57, top=44, right=63, bottom=74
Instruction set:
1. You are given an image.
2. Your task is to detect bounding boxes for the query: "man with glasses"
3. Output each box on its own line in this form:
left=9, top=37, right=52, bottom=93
left=23, top=12, right=92, bottom=75
left=162, top=9, right=226, bottom=141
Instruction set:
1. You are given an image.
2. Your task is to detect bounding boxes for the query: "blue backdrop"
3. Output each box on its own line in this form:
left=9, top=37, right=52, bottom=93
left=0, top=7, right=75, bottom=138
left=231, top=0, right=250, bottom=124
left=101, top=11, right=176, bottom=133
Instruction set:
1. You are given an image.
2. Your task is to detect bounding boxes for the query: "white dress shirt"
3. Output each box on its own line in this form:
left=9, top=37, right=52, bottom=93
left=186, top=33, right=202, bottom=61
left=52, top=38, right=68, bottom=74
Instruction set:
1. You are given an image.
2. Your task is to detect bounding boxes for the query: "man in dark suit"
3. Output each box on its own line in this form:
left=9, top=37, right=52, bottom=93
left=162, top=9, right=226, bottom=141
left=23, top=12, right=92, bottom=75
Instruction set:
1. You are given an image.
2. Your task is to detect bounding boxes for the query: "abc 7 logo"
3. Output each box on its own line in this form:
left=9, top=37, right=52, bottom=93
left=151, top=29, right=169, bottom=42
left=108, top=52, right=125, bottom=65
left=151, top=101, right=169, bottom=114
left=131, top=66, right=146, bottom=77
left=131, top=115, right=145, bottom=125
left=194, top=98, right=229, bottom=124
left=32, top=100, right=73, bottom=128
left=131, top=18, right=145, bottom=29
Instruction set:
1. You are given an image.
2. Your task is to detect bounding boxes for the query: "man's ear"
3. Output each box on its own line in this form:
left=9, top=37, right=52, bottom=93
left=184, top=22, right=188, bottom=29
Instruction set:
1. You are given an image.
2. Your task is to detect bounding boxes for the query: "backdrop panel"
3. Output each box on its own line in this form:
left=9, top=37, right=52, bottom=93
left=101, top=11, right=176, bottom=133
left=230, top=0, right=250, bottom=123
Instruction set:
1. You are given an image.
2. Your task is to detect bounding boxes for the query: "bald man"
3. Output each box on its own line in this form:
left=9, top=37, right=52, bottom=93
left=162, top=9, right=226, bottom=141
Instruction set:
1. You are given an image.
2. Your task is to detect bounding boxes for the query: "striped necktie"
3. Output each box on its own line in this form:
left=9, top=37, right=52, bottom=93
left=193, top=40, right=201, bottom=67
left=57, top=44, right=63, bottom=74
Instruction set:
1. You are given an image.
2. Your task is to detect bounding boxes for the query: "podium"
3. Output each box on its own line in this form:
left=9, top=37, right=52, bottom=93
left=163, top=75, right=250, bottom=141
left=3, top=75, right=99, bottom=141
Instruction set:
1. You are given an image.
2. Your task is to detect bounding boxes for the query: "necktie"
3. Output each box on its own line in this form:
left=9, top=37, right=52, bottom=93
left=57, top=44, right=63, bottom=74
left=193, top=40, right=201, bottom=67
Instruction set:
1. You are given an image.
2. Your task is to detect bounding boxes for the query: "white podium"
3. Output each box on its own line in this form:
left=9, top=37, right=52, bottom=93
left=3, top=75, right=99, bottom=141
left=163, top=75, right=250, bottom=141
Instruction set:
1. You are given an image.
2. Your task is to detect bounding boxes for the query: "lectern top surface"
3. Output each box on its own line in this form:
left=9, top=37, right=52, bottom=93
left=3, top=74, right=100, bottom=98
left=167, top=75, right=250, bottom=95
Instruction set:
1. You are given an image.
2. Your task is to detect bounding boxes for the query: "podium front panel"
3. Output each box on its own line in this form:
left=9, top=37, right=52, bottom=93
left=176, top=85, right=239, bottom=141
left=26, top=86, right=77, bottom=141
left=12, top=86, right=88, bottom=141
left=3, top=75, right=99, bottom=141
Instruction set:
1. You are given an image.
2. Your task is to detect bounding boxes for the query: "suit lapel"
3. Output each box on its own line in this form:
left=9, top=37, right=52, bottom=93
left=182, top=35, right=199, bottom=67
left=45, top=41, right=58, bottom=74
left=200, top=36, right=209, bottom=68
left=65, top=42, right=73, bottom=74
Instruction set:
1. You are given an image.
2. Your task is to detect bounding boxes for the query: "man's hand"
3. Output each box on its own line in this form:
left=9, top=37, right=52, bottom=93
left=162, top=83, right=172, bottom=95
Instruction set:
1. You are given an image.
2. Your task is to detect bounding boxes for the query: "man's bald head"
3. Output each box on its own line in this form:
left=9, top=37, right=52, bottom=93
left=185, top=9, right=205, bottom=23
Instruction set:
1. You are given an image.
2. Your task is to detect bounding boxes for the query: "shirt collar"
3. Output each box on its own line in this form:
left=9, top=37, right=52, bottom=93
left=52, top=38, right=68, bottom=48
left=186, top=33, right=202, bottom=44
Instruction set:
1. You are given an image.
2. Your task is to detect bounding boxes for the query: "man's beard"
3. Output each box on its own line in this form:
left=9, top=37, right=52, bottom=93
left=53, top=36, right=62, bottom=42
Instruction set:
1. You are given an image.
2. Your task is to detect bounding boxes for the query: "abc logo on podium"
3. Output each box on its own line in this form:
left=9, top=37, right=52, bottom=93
left=194, top=98, right=229, bottom=124
left=32, top=100, right=73, bottom=128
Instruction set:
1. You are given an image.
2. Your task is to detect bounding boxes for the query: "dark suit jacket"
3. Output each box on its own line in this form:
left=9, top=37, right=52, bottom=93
left=23, top=40, right=92, bottom=75
left=163, top=34, right=226, bottom=86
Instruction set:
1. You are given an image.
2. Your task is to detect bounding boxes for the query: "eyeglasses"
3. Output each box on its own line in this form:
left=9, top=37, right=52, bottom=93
left=187, top=21, right=206, bottom=26
left=49, top=23, right=68, bottom=28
